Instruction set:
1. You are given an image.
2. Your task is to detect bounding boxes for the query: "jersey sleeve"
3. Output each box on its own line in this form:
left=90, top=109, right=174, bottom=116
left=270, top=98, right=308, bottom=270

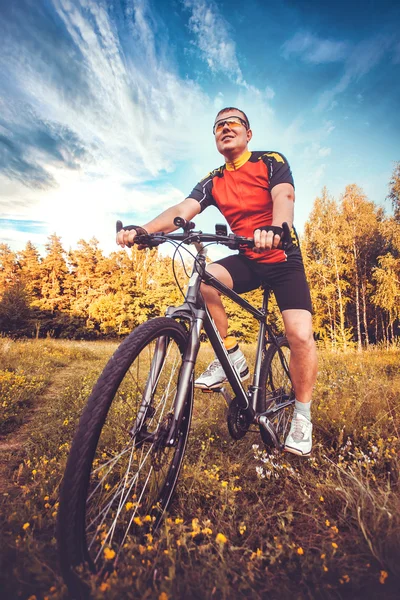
left=261, top=152, right=294, bottom=190
left=187, top=171, right=218, bottom=213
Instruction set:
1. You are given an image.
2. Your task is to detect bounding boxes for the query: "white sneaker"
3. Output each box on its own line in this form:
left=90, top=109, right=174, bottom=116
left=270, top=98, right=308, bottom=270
left=284, top=413, right=313, bottom=456
left=195, top=347, right=249, bottom=389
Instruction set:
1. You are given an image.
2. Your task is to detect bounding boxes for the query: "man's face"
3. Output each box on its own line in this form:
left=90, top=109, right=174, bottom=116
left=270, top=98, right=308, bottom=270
left=214, top=110, right=252, bottom=157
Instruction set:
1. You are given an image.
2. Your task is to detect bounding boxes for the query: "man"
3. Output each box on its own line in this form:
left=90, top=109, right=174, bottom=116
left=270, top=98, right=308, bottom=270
left=117, top=107, right=317, bottom=456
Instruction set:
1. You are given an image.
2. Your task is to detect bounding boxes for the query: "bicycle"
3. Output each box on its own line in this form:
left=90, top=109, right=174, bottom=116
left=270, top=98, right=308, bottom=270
left=57, top=218, right=295, bottom=597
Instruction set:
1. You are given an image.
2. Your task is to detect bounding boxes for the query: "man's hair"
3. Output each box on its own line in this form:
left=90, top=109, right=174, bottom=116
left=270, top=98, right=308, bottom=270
left=215, top=107, right=250, bottom=129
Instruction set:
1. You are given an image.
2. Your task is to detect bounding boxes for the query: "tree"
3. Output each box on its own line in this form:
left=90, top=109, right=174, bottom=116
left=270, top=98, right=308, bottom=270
left=40, top=234, right=70, bottom=313
left=0, top=281, right=32, bottom=336
left=304, top=188, right=351, bottom=348
left=18, top=241, right=42, bottom=300
left=68, top=238, right=105, bottom=317
left=0, top=244, right=18, bottom=296
left=372, top=253, right=400, bottom=344
left=388, top=161, right=400, bottom=221
left=341, top=184, right=383, bottom=349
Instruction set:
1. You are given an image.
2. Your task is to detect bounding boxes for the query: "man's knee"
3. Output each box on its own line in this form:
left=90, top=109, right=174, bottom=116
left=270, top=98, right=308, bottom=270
left=287, top=328, right=315, bottom=350
left=283, top=310, right=315, bottom=350
left=200, top=281, right=220, bottom=301
left=200, top=263, right=233, bottom=301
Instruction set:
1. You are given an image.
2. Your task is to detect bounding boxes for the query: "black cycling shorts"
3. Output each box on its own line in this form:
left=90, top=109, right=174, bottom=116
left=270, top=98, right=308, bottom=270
left=214, top=253, right=313, bottom=313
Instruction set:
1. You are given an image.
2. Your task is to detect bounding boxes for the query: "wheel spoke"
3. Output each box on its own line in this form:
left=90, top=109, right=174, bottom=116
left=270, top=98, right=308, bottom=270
left=57, top=318, right=193, bottom=593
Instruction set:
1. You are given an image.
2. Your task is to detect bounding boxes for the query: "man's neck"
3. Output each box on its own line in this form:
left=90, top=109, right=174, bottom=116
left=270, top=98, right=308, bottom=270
left=224, top=148, right=251, bottom=171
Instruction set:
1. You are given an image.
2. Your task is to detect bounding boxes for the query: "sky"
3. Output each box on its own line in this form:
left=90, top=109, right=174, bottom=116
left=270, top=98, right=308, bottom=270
left=1, top=0, right=399, bottom=259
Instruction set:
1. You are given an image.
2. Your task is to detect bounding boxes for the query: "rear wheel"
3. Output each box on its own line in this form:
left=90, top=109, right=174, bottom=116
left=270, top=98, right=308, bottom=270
left=258, top=336, right=294, bottom=451
left=57, top=317, right=192, bottom=597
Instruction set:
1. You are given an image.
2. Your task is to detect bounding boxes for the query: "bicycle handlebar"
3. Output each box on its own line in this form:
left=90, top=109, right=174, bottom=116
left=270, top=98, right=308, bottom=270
left=116, top=219, right=291, bottom=251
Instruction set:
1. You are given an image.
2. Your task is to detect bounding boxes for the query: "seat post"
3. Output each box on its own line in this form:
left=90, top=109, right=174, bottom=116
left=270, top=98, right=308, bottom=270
left=262, top=285, right=271, bottom=316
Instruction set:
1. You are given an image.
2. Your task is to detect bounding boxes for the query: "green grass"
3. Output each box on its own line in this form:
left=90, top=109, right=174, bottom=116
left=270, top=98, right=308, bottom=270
left=0, top=340, right=399, bottom=599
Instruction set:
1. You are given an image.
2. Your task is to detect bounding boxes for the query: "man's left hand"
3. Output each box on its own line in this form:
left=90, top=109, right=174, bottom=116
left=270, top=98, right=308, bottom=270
left=253, top=226, right=283, bottom=251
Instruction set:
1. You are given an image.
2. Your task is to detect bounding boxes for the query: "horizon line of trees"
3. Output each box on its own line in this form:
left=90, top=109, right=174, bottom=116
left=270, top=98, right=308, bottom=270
left=1, top=163, right=399, bottom=349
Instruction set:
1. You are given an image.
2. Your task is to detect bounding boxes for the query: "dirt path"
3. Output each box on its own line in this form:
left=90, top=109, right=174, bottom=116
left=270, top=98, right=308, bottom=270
left=0, top=361, right=88, bottom=495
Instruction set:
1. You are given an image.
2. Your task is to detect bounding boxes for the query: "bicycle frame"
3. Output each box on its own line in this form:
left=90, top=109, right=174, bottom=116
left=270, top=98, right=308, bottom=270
left=146, top=249, right=285, bottom=447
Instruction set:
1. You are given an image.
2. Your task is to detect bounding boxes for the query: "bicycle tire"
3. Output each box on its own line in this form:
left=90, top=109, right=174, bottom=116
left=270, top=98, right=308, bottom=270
left=57, top=317, right=192, bottom=598
left=258, top=336, right=295, bottom=451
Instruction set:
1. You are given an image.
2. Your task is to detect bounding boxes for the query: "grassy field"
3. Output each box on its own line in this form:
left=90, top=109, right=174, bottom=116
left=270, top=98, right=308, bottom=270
left=0, top=338, right=399, bottom=599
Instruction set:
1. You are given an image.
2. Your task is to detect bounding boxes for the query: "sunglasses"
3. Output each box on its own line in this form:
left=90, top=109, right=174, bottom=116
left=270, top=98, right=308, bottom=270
left=213, top=116, right=248, bottom=135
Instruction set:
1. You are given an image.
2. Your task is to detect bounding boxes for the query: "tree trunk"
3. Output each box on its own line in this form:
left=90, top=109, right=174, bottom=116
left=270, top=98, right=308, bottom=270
left=333, top=253, right=347, bottom=349
left=361, top=281, right=370, bottom=347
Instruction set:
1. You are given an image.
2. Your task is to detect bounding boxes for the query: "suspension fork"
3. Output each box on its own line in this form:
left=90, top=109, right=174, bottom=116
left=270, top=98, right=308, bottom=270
left=130, top=335, right=170, bottom=435
left=165, top=309, right=205, bottom=446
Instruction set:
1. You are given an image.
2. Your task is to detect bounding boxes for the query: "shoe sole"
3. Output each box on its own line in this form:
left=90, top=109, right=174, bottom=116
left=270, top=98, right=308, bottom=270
left=284, top=445, right=311, bottom=457
left=194, top=370, right=250, bottom=390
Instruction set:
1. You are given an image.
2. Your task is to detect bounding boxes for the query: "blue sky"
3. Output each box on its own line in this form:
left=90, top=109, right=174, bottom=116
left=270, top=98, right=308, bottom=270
left=0, top=0, right=399, bottom=258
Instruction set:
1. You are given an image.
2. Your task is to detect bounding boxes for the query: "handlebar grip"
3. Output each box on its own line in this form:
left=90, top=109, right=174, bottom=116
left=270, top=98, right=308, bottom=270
left=174, top=216, right=185, bottom=228
left=282, top=222, right=291, bottom=250
left=116, top=220, right=123, bottom=233
left=174, top=217, right=195, bottom=231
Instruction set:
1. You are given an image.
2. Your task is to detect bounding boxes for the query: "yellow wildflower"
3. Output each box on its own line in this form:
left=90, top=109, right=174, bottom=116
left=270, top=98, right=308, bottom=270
left=175, top=518, right=184, bottom=524
left=202, top=527, right=213, bottom=535
left=133, top=516, right=143, bottom=526
left=239, top=523, right=246, bottom=535
left=159, top=593, right=169, bottom=600
left=297, top=547, right=304, bottom=555
left=103, top=547, right=116, bottom=560
left=125, top=502, right=134, bottom=511
left=22, top=522, right=30, bottom=530
left=144, top=515, right=152, bottom=522
left=379, top=570, right=388, bottom=584
left=215, top=533, right=228, bottom=545
left=319, top=496, right=324, bottom=502
left=332, top=542, right=338, bottom=549
left=325, top=519, right=330, bottom=527
left=99, top=582, right=110, bottom=592
left=221, top=481, right=228, bottom=488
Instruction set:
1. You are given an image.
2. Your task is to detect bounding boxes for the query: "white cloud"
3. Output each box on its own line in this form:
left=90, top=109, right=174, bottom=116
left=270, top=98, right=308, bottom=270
left=316, top=34, right=394, bottom=112
left=282, top=32, right=348, bottom=64
left=183, top=0, right=244, bottom=82
left=318, top=147, right=331, bottom=157
left=265, top=86, right=275, bottom=100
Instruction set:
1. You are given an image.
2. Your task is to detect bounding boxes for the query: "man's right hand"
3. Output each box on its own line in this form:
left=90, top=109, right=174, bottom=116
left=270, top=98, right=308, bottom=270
left=116, top=228, right=138, bottom=248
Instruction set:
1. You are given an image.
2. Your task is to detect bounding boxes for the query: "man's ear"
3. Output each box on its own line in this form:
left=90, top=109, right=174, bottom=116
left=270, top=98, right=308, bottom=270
left=247, top=128, right=253, bottom=142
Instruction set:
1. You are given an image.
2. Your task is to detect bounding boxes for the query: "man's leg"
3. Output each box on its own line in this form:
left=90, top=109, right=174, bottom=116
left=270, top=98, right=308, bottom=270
left=199, top=263, right=233, bottom=337
left=281, top=309, right=317, bottom=456
left=281, top=309, right=317, bottom=403
left=194, top=263, right=249, bottom=389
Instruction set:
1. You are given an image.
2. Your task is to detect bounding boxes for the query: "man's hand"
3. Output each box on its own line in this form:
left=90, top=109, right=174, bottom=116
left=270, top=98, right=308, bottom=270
left=116, top=228, right=138, bottom=248
left=253, top=226, right=283, bottom=251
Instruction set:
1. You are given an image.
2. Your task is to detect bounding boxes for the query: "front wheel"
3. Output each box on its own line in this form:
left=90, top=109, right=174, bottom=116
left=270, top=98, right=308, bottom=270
left=258, top=336, right=294, bottom=451
left=57, top=317, right=192, bottom=597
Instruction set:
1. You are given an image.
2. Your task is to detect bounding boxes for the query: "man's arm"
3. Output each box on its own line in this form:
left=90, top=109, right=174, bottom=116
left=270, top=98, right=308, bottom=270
left=254, top=183, right=295, bottom=250
left=117, top=197, right=201, bottom=248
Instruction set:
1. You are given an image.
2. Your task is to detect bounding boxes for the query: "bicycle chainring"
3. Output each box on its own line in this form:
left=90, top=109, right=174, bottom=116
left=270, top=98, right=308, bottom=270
left=227, top=398, right=250, bottom=440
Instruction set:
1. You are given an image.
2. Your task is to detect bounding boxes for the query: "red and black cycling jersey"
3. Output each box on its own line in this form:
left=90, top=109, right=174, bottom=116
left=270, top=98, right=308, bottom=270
left=188, top=150, right=299, bottom=264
